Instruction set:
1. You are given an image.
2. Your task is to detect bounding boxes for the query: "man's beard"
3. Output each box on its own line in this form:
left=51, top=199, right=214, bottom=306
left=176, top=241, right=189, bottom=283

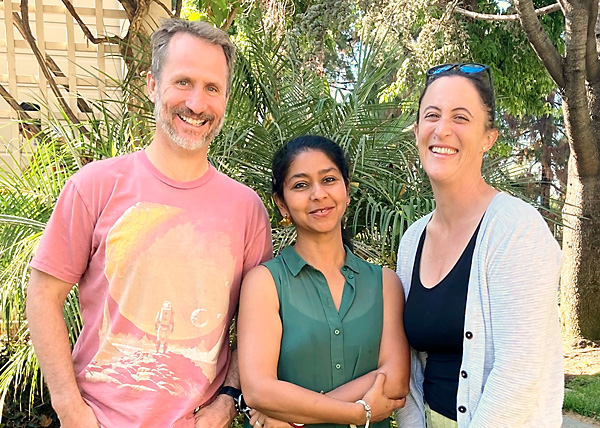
left=153, top=92, right=225, bottom=151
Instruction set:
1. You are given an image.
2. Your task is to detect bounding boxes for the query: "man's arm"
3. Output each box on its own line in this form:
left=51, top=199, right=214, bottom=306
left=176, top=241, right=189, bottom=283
left=194, top=349, right=239, bottom=428
left=26, top=268, right=100, bottom=428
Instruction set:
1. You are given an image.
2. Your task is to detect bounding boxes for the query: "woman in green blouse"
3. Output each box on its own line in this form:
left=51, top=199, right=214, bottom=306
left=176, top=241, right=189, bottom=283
left=238, top=135, right=410, bottom=428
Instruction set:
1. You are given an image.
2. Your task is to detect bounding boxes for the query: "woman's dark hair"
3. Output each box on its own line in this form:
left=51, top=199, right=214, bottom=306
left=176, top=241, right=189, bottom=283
left=417, top=66, right=496, bottom=130
left=271, top=135, right=353, bottom=251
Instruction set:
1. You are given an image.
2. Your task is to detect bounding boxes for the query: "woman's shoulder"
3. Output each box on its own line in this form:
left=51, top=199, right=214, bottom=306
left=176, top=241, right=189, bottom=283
left=261, top=252, right=286, bottom=272
left=484, top=193, right=560, bottom=254
left=261, top=246, right=298, bottom=277
left=487, top=192, right=542, bottom=222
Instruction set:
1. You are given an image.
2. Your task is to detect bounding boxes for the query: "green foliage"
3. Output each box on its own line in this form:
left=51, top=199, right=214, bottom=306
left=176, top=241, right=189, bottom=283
left=564, top=374, right=600, bottom=421
left=363, top=0, right=565, bottom=117
left=214, top=26, right=432, bottom=263
left=182, top=0, right=243, bottom=28
left=463, top=1, right=564, bottom=117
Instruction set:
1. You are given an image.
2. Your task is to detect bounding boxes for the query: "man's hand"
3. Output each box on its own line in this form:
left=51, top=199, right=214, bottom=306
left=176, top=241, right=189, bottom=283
left=55, top=398, right=100, bottom=428
left=194, top=394, right=237, bottom=428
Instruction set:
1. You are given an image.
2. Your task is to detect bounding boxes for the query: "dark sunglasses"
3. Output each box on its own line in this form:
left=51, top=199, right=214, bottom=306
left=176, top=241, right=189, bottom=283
left=426, top=63, right=491, bottom=84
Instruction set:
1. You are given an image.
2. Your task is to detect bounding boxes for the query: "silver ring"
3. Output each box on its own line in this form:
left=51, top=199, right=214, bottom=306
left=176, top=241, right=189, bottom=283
left=255, top=422, right=262, bottom=428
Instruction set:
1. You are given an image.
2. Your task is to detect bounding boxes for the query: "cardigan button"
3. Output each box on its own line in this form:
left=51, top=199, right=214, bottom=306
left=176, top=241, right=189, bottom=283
left=465, top=331, right=473, bottom=339
left=461, top=370, right=468, bottom=378
left=458, top=406, right=467, bottom=413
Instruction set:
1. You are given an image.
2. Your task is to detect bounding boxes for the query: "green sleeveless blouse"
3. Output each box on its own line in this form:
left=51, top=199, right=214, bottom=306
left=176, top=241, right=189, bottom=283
left=251, top=245, right=388, bottom=428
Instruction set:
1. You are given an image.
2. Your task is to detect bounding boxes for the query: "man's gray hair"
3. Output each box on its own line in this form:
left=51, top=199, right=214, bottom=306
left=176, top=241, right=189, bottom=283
left=151, top=19, right=235, bottom=96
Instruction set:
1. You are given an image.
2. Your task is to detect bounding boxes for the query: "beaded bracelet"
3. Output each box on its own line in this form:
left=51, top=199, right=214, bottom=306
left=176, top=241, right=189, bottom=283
left=350, top=399, right=371, bottom=428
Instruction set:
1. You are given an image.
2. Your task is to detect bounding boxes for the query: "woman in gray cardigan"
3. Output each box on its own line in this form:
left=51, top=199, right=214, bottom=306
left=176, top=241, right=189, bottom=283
left=395, top=64, right=563, bottom=428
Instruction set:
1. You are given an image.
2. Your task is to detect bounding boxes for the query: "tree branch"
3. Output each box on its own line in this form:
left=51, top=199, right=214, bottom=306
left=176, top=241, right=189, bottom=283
left=120, top=0, right=153, bottom=73
left=222, top=6, right=239, bottom=31
left=560, top=0, right=599, bottom=176
left=586, top=0, right=600, bottom=83
left=151, top=0, right=174, bottom=17
left=514, top=0, right=565, bottom=87
left=118, top=0, right=137, bottom=20
left=174, top=0, right=182, bottom=18
left=16, top=3, right=79, bottom=124
left=60, top=0, right=123, bottom=45
left=12, top=10, right=92, bottom=113
left=455, top=2, right=561, bottom=22
left=0, top=83, right=42, bottom=135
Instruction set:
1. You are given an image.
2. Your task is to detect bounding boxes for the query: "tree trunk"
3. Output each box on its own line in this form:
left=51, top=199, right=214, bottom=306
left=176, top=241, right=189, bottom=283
left=513, top=0, right=600, bottom=343
left=560, top=43, right=600, bottom=341
left=560, top=152, right=600, bottom=342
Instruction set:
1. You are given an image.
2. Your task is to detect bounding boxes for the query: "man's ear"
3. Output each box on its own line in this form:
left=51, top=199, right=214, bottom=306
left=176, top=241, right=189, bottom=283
left=147, top=71, right=157, bottom=103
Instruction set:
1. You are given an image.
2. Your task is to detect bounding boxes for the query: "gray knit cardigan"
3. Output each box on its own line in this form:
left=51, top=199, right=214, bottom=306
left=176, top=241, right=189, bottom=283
left=395, top=192, right=563, bottom=428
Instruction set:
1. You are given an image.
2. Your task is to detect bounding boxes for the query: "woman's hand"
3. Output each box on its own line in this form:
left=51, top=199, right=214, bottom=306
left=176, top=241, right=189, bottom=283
left=361, top=372, right=407, bottom=423
left=248, top=409, right=291, bottom=428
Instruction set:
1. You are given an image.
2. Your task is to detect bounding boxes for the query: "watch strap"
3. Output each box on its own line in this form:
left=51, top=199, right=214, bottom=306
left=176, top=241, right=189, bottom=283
left=219, top=385, right=243, bottom=413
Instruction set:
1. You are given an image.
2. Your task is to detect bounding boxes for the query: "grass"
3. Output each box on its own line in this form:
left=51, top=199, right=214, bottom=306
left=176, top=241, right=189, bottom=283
left=564, top=373, right=600, bottom=421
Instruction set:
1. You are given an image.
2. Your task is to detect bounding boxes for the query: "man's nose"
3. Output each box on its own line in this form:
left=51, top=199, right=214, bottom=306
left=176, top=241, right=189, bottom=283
left=185, top=88, right=209, bottom=113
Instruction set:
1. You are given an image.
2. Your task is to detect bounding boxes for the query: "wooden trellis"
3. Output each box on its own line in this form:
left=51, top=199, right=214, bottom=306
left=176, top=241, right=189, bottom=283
left=0, top=0, right=129, bottom=169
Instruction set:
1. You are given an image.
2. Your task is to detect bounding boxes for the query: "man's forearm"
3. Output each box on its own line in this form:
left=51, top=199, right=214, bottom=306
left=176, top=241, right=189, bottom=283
left=222, top=348, right=240, bottom=388
left=26, top=270, right=88, bottom=416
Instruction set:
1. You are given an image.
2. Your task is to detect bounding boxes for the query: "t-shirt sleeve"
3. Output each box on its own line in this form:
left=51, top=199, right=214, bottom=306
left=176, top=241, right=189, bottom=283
left=242, top=193, right=273, bottom=276
left=30, top=178, right=95, bottom=284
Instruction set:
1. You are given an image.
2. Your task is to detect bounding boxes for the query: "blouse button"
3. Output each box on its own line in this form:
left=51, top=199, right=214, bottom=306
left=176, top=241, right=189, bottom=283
left=348, top=274, right=354, bottom=279
left=465, top=331, right=473, bottom=339
left=342, top=267, right=348, bottom=271
left=458, top=406, right=466, bottom=413
left=334, top=329, right=340, bottom=335
left=461, top=370, right=468, bottom=378
left=335, top=364, right=341, bottom=370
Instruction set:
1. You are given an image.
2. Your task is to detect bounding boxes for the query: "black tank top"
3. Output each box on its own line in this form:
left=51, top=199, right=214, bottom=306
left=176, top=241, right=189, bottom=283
left=404, top=221, right=481, bottom=420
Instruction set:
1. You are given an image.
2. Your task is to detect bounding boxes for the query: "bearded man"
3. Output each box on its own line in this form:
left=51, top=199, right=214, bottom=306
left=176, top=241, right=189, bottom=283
left=26, top=18, right=272, bottom=428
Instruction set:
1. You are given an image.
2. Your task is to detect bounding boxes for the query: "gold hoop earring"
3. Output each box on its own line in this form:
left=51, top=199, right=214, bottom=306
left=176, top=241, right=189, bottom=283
left=279, top=214, right=292, bottom=228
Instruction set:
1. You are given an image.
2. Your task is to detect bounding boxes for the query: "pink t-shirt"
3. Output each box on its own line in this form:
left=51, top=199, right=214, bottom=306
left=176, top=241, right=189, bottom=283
left=31, top=150, right=272, bottom=428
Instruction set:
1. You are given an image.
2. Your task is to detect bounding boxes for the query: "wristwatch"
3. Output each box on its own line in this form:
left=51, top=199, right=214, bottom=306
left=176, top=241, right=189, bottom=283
left=218, top=385, right=245, bottom=415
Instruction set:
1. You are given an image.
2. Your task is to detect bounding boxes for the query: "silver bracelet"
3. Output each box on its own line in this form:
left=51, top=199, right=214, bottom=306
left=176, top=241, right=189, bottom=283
left=354, top=399, right=371, bottom=428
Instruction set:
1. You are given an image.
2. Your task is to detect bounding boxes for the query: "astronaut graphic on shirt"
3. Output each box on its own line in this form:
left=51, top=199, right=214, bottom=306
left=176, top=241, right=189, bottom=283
left=155, top=300, right=174, bottom=353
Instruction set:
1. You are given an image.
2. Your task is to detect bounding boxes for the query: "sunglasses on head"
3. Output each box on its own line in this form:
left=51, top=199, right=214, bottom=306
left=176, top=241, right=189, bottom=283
left=426, top=63, right=491, bottom=84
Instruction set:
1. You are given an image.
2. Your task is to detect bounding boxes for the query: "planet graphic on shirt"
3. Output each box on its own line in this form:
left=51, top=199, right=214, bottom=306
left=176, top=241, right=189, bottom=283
left=104, top=201, right=235, bottom=340
left=190, top=308, right=209, bottom=328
